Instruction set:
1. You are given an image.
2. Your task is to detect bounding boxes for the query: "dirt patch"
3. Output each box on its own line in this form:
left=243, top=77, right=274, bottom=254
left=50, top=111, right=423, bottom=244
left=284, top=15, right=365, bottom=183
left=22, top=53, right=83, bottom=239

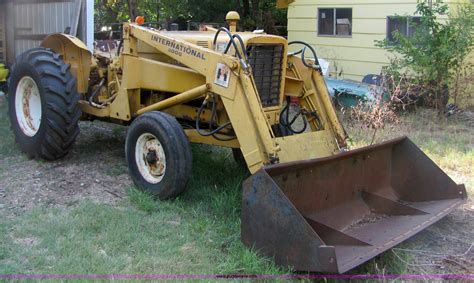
left=14, top=237, right=40, bottom=247
left=0, top=117, right=133, bottom=217
left=348, top=212, right=389, bottom=230
left=0, top=97, right=473, bottom=274
left=401, top=205, right=474, bottom=274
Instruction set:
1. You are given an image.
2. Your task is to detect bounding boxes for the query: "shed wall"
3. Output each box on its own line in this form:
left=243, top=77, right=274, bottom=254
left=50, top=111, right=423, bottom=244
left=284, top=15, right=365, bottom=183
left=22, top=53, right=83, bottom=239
left=2, top=0, right=91, bottom=65
left=0, top=4, right=5, bottom=62
left=12, top=1, right=76, bottom=55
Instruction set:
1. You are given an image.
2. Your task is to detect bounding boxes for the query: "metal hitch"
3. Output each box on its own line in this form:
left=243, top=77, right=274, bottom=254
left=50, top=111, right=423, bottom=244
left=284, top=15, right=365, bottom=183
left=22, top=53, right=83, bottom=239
left=241, top=137, right=467, bottom=273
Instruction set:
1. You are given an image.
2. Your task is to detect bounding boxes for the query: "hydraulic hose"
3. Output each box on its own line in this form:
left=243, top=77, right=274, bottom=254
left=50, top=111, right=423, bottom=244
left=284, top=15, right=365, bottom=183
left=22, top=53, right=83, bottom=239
left=224, top=34, right=246, bottom=57
left=288, top=41, right=321, bottom=71
left=196, top=94, right=237, bottom=140
left=213, top=27, right=249, bottom=70
left=280, top=96, right=308, bottom=134
left=88, top=78, right=106, bottom=107
left=116, top=40, right=124, bottom=56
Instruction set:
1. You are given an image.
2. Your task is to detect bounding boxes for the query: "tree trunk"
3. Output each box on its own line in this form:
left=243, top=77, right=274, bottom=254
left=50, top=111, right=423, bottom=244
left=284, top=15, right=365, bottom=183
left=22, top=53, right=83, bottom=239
left=128, top=0, right=139, bottom=20
left=252, top=0, right=262, bottom=28
left=263, top=11, right=277, bottom=34
left=242, top=0, right=250, bottom=17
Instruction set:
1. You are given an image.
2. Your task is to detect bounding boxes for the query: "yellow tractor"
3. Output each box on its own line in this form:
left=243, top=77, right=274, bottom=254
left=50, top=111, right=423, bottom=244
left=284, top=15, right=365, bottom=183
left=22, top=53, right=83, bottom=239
left=7, top=12, right=466, bottom=273
left=0, top=63, right=8, bottom=94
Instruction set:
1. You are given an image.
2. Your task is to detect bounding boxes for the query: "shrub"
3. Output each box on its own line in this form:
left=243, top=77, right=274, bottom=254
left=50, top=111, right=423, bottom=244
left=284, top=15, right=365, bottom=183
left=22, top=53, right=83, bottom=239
left=376, top=0, right=474, bottom=110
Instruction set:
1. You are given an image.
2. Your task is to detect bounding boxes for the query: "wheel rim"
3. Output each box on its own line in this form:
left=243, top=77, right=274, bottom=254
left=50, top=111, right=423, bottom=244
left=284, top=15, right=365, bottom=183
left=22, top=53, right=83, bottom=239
left=15, top=76, right=42, bottom=137
left=135, top=133, right=167, bottom=184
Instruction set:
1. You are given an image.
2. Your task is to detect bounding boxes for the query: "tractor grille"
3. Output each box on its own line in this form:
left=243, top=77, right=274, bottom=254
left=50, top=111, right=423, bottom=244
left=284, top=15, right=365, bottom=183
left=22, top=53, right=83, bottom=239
left=247, top=44, right=284, bottom=107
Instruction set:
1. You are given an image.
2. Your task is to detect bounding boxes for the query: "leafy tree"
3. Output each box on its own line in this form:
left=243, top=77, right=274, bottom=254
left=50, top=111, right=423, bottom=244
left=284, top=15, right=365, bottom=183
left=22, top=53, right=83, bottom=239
left=94, top=0, right=287, bottom=35
left=94, top=0, right=130, bottom=29
left=376, top=0, right=474, bottom=109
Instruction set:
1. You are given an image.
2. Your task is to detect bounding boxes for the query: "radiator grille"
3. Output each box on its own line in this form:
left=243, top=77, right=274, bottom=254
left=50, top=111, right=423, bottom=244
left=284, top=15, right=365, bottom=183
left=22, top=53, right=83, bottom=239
left=196, top=41, right=209, bottom=49
left=247, top=44, right=284, bottom=107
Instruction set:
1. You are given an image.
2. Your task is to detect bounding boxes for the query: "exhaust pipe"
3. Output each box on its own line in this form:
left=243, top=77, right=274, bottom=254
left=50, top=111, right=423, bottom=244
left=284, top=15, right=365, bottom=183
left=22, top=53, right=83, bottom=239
left=241, top=137, right=467, bottom=273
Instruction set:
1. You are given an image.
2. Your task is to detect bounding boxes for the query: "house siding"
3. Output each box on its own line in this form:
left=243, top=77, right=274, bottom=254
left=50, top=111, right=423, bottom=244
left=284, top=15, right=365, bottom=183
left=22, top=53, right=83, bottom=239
left=287, top=0, right=471, bottom=80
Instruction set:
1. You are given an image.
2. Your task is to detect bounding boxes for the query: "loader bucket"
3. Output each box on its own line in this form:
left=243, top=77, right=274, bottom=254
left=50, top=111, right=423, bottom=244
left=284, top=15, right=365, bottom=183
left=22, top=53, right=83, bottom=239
left=241, top=137, right=467, bottom=273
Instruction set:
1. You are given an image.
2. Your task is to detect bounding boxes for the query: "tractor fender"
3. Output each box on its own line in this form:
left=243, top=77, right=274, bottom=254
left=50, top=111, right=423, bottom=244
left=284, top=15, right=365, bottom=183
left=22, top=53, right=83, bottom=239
left=41, top=34, right=92, bottom=94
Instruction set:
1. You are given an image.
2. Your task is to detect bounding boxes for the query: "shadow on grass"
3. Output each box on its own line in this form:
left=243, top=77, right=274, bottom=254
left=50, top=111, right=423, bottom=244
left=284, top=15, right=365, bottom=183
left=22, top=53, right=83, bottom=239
left=0, top=98, right=19, bottom=158
left=0, top=143, right=284, bottom=275
left=123, top=145, right=286, bottom=274
left=0, top=97, right=419, bottom=276
left=125, top=143, right=412, bottom=277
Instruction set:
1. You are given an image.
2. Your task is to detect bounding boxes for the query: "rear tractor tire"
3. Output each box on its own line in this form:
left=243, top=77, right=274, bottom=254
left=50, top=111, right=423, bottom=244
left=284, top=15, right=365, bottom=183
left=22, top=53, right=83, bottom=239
left=8, top=48, right=81, bottom=160
left=125, top=111, right=193, bottom=200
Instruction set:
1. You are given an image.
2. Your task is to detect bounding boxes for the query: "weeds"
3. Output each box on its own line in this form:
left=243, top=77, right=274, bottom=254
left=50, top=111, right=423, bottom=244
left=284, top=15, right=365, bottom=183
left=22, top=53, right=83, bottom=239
left=0, top=97, right=471, bottom=276
left=376, top=1, right=474, bottom=110
left=348, top=80, right=400, bottom=145
left=353, top=249, right=411, bottom=275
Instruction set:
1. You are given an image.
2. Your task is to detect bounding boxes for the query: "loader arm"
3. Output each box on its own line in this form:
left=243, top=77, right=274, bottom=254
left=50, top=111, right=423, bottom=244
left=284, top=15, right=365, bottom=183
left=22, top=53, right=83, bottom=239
left=126, top=24, right=350, bottom=171
left=127, top=23, right=280, bottom=172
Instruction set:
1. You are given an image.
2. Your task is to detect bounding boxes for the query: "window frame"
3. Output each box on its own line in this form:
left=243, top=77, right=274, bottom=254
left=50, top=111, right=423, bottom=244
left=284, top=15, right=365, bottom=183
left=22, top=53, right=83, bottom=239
left=386, top=16, right=423, bottom=44
left=317, top=8, right=353, bottom=38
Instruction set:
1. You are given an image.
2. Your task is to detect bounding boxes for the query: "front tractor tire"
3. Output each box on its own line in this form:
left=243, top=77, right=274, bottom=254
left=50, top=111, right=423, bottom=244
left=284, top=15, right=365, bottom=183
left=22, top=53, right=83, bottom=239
left=126, top=111, right=193, bottom=200
left=8, top=48, right=81, bottom=160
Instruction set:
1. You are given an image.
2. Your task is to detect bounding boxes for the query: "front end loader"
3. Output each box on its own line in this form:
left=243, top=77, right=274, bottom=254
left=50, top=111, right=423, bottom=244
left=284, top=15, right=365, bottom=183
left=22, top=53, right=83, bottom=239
left=7, top=12, right=466, bottom=273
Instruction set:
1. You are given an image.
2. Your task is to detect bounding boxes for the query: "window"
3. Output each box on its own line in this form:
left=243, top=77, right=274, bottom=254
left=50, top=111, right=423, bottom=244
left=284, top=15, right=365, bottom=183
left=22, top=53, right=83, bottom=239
left=387, top=16, right=422, bottom=43
left=318, top=8, right=353, bottom=37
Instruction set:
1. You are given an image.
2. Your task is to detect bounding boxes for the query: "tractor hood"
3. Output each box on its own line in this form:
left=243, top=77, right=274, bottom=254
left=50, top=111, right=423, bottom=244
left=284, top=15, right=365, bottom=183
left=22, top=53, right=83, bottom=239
left=158, top=30, right=288, bottom=51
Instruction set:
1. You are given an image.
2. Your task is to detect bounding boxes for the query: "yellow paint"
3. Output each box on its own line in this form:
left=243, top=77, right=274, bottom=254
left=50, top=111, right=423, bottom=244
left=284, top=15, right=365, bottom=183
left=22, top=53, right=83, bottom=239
left=39, top=16, right=352, bottom=173
left=136, top=84, right=208, bottom=115
left=185, top=129, right=240, bottom=148
left=277, top=0, right=295, bottom=9
left=131, top=57, right=205, bottom=92
left=0, top=64, right=7, bottom=82
left=275, top=131, right=336, bottom=162
left=226, top=11, right=241, bottom=32
left=287, top=0, right=473, bottom=80
left=163, top=104, right=212, bottom=123
left=41, top=34, right=92, bottom=93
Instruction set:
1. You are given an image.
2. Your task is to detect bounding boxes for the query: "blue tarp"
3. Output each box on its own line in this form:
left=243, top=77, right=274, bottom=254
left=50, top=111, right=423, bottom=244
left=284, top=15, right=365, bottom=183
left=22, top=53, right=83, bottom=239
left=325, top=77, right=387, bottom=108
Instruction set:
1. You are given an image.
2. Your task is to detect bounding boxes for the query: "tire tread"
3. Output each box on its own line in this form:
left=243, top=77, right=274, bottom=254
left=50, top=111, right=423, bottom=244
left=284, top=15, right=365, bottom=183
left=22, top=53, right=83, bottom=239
left=126, top=111, right=193, bottom=200
left=8, top=48, right=81, bottom=160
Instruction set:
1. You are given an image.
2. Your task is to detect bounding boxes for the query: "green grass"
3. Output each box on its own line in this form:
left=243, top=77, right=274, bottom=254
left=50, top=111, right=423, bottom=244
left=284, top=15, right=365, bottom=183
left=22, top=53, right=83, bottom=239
left=343, top=109, right=473, bottom=275
left=0, top=201, right=275, bottom=274
left=0, top=98, right=17, bottom=158
left=346, top=109, right=474, bottom=193
left=0, top=142, right=284, bottom=274
left=0, top=98, right=28, bottom=176
left=0, top=97, right=472, bottom=276
left=353, top=250, right=411, bottom=275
